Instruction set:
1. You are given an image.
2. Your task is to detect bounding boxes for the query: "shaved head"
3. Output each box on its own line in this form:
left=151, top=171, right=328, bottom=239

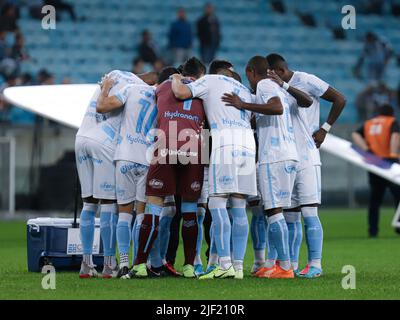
left=246, top=56, right=268, bottom=76
left=265, top=53, right=293, bottom=82
left=266, top=53, right=288, bottom=70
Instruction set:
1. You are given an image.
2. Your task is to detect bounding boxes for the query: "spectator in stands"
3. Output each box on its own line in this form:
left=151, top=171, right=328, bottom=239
left=270, top=0, right=286, bottom=14
left=353, top=32, right=394, bottom=82
left=197, top=3, right=220, bottom=64
left=0, top=30, right=7, bottom=60
left=0, top=73, right=17, bottom=122
left=0, top=3, right=18, bottom=32
left=168, top=8, right=192, bottom=65
left=352, top=104, right=400, bottom=237
left=10, top=32, right=29, bottom=74
left=21, top=72, right=33, bottom=85
left=132, top=57, right=145, bottom=74
left=45, top=0, right=77, bottom=21
left=391, top=0, right=400, bottom=16
left=152, top=58, right=165, bottom=73
left=137, top=30, right=158, bottom=65
left=37, top=69, right=54, bottom=85
left=29, top=0, right=44, bottom=20
left=356, top=81, right=397, bottom=121
left=358, top=0, right=385, bottom=15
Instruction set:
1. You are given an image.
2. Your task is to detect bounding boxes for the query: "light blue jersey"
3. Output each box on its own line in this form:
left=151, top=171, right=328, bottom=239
left=287, top=71, right=330, bottom=167
left=113, top=85, right=157, bottom=166
left=76, top=70, right=146, bottom=150
left=255, top=79, right=298, bottom=164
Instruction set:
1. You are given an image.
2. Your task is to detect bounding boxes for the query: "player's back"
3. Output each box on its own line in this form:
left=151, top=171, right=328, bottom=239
left=187, top=74, right=254, bottom=149
left=114, top=84, right=157, bottom=166
left=77, top=70, right=146, bottom=150
left=255, top=78, right=297, bottom=164
left=156, top=80, right=205, bottom=149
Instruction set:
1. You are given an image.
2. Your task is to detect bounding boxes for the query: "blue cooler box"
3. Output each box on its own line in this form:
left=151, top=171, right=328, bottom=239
left=27, top=218, right=104, bottom=272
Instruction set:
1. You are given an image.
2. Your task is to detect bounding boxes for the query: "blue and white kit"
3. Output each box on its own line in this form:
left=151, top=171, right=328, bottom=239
left=113, top=84, right=157, bottom=204
left=75, top=70, right=145, bottom=200
left=187, top=74, right=257, bottom=196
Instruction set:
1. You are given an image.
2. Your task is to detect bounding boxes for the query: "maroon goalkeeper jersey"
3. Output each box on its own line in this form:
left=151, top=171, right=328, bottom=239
left=155, top=80, right=205, bottom=150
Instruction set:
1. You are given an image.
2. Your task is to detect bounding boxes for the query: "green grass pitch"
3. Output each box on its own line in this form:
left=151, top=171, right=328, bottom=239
left=0, top=208, right=399, bottom=300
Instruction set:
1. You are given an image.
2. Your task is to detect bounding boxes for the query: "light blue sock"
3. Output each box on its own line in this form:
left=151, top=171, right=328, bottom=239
left=208, top=197, right=231, bottom=259
left=132, top=213, right=144, bottom=263
left=79, top=203, right=98, bottom=255
left=265, top=218, right=278, bottom=261
left=159, top=205, right=175, bottom=262
left=100, top=204, right=118, bottom=257
left=267, top=213, right=290, bottom=270
left=302, top=207, right=323, bottom=265
left=284, top=211, right=303, bottom=270
left=116, top=212, right=132, bottom=256
left=149, top=232, right=162, bottom=268
left=158, top=217, right=173, bottom=262
left=230, top=198, right=249, bottom=262
left=251, top=206, right=266, bottom=251
left=228, top=210, right=233, bottom=259
left=196, top=207, right=206, bottom=256
left=209, top=222, right=218, bottom=255
left=143, top=203, right=163, bottom=255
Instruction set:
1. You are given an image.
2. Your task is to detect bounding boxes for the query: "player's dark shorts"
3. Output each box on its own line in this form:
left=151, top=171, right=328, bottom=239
left=146, top=161, right=204, bottom=201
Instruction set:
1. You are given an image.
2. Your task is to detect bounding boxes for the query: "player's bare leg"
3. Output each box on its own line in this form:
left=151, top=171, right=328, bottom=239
left=79, top=196, right=100, bottom=278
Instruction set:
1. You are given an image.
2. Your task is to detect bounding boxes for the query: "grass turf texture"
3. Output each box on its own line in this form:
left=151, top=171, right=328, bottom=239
left=0, top=208, right=399, bottom=300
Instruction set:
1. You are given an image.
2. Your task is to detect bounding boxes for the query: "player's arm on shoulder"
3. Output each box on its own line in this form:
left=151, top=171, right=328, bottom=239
left=267, top=70, right=312, bottom=107
left=221, top=92, right=283, bottom=115
left=96, top=76, right=125, bottom=113
left=171, top=74, right=193, bottom=100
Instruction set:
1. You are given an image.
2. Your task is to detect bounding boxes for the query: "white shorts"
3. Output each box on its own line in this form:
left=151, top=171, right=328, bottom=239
left=247, top=163, right=262, bottom=205
left=258, top=160, right=297, bottom=210
left=75, top=136, right=116, bottom=200
left=290, top=165, right=321, bottom=208
left=115, top=160, right=148, bottom=204
left=198, top=166, right=209, bottom=204
left=209, top=145, right=257, bottom=196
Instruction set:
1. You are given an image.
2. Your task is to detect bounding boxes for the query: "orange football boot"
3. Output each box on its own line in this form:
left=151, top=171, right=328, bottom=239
left=266, top=265, right=294, bottom=279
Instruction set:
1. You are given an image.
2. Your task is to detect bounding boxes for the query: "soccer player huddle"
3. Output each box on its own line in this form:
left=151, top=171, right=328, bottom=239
left=75, top=53, right=346, bottom=280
